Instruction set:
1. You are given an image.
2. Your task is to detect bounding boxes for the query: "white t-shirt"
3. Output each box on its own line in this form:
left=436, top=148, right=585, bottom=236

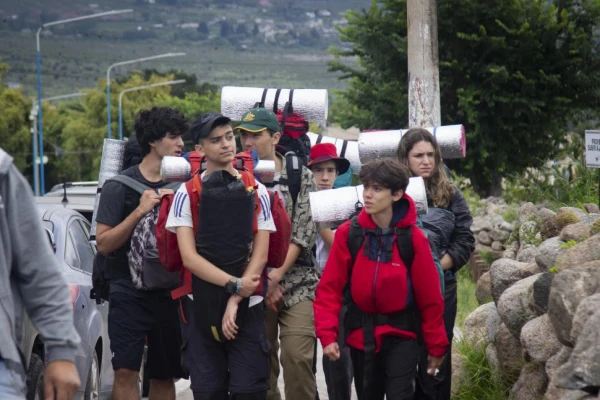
left=166, top=173, right=276, bottom=307
left=315, top=229, right=336, bottom=270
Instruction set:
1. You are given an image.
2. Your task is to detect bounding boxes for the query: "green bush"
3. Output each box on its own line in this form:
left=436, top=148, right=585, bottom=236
left=501, top=206, right=519, bottom=224
left=503, top=135, right=599, bottom=209
left=454, top=336, right=514, bottom=400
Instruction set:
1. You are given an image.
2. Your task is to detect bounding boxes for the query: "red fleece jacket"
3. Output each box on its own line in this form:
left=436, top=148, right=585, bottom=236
left=313, top=195, right=448, bottom=357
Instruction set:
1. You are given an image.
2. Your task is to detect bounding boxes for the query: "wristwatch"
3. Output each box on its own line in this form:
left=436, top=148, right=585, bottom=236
left=225, top=277, right=238, bottom=295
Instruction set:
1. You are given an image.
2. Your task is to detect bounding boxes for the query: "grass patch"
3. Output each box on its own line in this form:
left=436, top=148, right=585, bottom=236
left=501, top=206, right=519, bottom=223
left=454, top=337, right=514, bottom=400
left=456, top=267, right=480, bottom=331
left=478, top=250, right=495, bottom=267
left=560, top=240, right=579, bottom=249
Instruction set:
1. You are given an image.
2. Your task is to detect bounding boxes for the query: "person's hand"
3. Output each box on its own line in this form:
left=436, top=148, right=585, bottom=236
left=427, top=354, right=444, bottom=376
left=323, top=343, right=340, bottom=362
left=222, top=295, right=241, bottom=340
left=266, top=283, right=284, bottom=312
left=137, top=189, right=162, bottom=215
left=268, top=269, right=283, bottom=286
left=44, top=360, right=81, bottom=400
left=238, top=275, right=260, bottom=298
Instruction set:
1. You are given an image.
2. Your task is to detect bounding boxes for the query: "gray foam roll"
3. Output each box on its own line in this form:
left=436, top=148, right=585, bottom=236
left=306, top=132, right=361, bottom=174
left=310, top=177, right=428, bottom=230
left=221, top=86, right=328, bottom=124
left=358, top=125, right=466, bottom=163
left=161, top=156, right=191, bottom=182
left=91, top=139, right=126, bottom=240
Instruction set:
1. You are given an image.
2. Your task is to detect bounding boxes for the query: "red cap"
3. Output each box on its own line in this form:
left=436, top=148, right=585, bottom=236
left=308, top=143, right=350, bottom=175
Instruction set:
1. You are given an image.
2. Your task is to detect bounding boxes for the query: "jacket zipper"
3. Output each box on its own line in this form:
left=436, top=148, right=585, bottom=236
left=372, top=236, right=384, bottom=309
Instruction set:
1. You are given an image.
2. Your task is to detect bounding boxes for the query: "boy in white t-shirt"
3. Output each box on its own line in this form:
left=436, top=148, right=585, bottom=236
left=307, top=143, right=353, bottom=400
left=166, top=112, right=275, bottom=400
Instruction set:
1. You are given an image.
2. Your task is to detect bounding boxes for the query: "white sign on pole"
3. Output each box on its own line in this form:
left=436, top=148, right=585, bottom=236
left=585, top=130, right=600, bottom=169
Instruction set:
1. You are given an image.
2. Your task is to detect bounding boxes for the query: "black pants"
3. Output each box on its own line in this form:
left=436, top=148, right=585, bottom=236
left=414, top=276, right=457, bottom=400
left=179, top=297, right=269, bottom=400
left=322, top=306, right=353, bottom=400
left=351, top=337, right=419, bottom=400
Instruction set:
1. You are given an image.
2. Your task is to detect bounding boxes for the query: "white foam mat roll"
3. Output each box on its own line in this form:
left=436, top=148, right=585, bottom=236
left=161, top=156, right=191, bottom=182
left=221, top=86, right=328, bottom=125
left=310, top=177, right=428, bottom=230
left=90, top=139, right=126, bottom=241
left=358, top=125, right=466, bottom=163
left=306, top=132, right=361, bottom=174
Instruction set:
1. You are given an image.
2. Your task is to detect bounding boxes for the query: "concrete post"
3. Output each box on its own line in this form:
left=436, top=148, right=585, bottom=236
left=407, top=0, right=441, bottom=128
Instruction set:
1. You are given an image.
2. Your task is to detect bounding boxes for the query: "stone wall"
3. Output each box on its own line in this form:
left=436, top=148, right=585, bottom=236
left=464, top=201, right=600, bottom=400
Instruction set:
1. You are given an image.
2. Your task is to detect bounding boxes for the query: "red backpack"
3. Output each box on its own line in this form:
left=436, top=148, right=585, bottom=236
left=155, top=151, right=292, bottom=302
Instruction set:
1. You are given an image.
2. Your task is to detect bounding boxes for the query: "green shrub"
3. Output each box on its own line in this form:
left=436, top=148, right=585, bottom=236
left=501, top=206, right=519, bottom=224
left=454, top=337, right=515, bottom=400
left=504, top=150, right=599, bottom=210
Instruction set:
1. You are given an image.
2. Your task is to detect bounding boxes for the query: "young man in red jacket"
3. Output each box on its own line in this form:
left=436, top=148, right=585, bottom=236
left=313, top=159, right=448, bottom=400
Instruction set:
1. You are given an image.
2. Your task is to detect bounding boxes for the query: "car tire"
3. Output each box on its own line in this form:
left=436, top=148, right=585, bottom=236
left=26, top=353, right=45, bottom=400
left=84, top=351, right=100, bottom=400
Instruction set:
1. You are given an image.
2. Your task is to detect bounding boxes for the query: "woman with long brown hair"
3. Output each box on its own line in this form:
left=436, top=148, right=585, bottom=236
left=397, top=128, right=475, bottom=400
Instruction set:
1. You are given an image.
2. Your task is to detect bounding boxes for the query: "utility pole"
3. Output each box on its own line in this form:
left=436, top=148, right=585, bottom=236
left=407, top=0, right=441, bottom=128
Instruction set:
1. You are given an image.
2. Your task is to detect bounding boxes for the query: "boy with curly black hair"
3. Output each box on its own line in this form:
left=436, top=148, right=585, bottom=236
left=96, top=106, right=189, bottom=400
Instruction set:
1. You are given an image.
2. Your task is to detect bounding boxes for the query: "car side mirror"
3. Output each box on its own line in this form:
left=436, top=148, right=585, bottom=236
left=45, top=228, right=56, bottom=253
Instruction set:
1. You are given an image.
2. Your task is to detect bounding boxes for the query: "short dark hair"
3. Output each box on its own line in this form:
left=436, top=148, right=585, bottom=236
left=134, top=107, right=189, bottom=156
left=359, top=159, right=410, bottom=194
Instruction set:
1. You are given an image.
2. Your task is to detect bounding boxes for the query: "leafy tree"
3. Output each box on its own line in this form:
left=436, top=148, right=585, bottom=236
left=0, top=63, right=33, bottom=176
left=329, top=0, right=600, bottom=196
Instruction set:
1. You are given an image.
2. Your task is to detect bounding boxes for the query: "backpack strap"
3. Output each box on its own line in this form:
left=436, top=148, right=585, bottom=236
left=340, top=140, right=348, bottom=158
left=256, top=88, right=268, bottom=108
left=273, top=88, right=282, bottom=114
left=283, top=152, right=302, bottom=207
left=108, top=174, right=152, bottom=195
left=316, top=135, right=323, bottom=144
left=394, top=226, right=414, bottom=272
left=346, top=216, right=365, bottom=268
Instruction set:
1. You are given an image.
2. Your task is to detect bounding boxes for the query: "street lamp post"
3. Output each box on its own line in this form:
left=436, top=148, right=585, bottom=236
left=106, top=52, right=186, bottom=139
left=30, top=93, right=88, bottom=196
left=36, top=9, right=133, bottom=195
left=118, top=80, right=186, bottom=140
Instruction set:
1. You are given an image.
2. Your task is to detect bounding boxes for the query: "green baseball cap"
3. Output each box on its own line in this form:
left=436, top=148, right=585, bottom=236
left=236, top=107, right=280, bottom=133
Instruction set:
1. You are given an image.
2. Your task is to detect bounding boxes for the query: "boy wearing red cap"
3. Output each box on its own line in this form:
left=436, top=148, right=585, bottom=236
left=308, top=143, right=353, bottom=400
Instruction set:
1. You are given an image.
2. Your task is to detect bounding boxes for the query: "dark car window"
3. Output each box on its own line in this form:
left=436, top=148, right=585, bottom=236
left=68, top=219, right=95, bottom=274
left=64, top=233, right=79, bottom=269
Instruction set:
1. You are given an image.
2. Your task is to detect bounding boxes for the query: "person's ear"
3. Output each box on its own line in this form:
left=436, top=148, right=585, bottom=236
left=194, top=143, right=205, bottom=157
left=392, top=189, right=404, bottom=202
left=273, top=131, right=281, bottom=146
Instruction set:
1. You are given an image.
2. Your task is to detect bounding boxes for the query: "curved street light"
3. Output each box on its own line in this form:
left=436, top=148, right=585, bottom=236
left=106, top=52, right=186, bottom=139
left=35, top=9, right=133, bottom=194
left=118, top=79, right=186, bottom=140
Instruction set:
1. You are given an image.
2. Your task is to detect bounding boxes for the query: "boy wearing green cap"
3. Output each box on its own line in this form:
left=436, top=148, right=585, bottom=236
left=237, top=107, right=319, bottom=400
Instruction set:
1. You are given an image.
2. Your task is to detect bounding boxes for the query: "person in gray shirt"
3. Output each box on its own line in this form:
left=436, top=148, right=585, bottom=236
left=0, top=147, right=81, bottom=400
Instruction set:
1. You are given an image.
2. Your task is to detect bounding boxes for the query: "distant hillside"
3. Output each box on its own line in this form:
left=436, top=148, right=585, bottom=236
left=0, top=0, right=367, bottom=97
